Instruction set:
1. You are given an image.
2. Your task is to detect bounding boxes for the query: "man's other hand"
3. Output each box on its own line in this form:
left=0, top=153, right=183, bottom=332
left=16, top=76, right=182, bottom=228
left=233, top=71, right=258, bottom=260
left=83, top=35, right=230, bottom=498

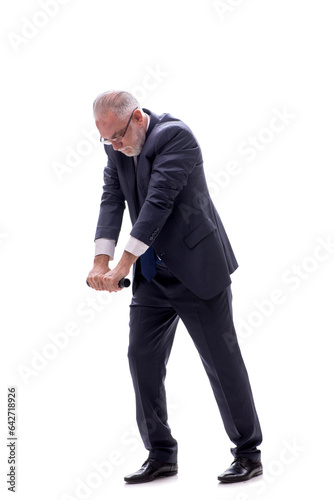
left=87, top=254, right=111, bottom=291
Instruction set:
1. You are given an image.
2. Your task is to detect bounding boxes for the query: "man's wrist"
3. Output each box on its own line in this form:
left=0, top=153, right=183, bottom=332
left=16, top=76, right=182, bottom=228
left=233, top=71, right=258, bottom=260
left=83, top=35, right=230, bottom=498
left=116, top=250, right=138, bottom=275
left=94, top=254, right=110, bottom=267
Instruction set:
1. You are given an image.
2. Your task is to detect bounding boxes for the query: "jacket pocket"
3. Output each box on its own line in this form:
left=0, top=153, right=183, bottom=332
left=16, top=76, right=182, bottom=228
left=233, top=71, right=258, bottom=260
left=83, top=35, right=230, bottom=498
left=183, top=217, right=217, bottom=248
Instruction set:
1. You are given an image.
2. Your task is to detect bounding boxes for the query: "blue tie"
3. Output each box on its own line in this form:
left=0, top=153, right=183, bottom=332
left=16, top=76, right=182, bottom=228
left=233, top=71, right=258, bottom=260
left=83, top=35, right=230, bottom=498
left=140, top=247, right=157, bottom=282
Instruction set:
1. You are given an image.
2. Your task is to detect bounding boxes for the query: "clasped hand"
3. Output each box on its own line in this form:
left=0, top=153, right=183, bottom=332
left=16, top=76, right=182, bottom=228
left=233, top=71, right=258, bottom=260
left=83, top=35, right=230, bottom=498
left=87, top=263, right=128, bottom=293
left=87, top=251, right=136, bottom=293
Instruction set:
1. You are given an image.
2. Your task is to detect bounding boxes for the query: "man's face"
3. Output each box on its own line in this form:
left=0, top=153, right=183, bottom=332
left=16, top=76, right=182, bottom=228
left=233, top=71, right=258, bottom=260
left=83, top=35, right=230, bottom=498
left=95, top=109, right=146, bottom=157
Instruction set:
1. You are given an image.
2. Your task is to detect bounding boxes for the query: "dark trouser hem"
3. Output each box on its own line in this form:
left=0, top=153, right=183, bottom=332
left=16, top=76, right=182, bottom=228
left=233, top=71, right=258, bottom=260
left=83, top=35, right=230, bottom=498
left=148, top=449, right=178, bottom=464
left=231, top=447, right=261, bottom=462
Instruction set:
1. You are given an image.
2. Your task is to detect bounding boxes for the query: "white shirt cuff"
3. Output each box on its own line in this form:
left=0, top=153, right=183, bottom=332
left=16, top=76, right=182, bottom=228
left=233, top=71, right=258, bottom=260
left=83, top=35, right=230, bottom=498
left=94, top=238, right=116, bottom=260
left=124, top=236, right=149, bottom=257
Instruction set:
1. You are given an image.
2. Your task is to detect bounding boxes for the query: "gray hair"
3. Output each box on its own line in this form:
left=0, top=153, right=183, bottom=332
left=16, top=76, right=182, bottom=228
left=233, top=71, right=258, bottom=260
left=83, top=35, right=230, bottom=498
left=93, top=90, right=140, bottom=120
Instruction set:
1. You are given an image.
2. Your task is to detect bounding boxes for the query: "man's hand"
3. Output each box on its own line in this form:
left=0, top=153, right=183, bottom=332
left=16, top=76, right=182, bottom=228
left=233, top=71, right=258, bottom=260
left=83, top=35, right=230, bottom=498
left=87, top=254, right=111, bottom=291
left=100, top=250, right=138, bottom=292
left=99, top=267, right=129, bottom=293
left=87, top=251, right=138, bottom=293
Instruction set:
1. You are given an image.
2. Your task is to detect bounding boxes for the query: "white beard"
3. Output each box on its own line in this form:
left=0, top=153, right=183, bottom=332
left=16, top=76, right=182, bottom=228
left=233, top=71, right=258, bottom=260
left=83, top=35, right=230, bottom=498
left=120, top=128, right=146, bottom=157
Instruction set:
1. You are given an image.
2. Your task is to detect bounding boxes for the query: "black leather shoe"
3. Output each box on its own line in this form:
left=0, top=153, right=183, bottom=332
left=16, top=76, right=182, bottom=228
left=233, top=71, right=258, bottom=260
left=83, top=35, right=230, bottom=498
left=218, top=456, right=263, bottom=483
left=124, top=458, right=178, bottom=484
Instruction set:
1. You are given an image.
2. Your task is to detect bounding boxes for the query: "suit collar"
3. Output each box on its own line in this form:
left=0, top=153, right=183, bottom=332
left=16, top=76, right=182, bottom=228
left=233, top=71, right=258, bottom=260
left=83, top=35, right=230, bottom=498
left=142, top=108, right=159, bottom=141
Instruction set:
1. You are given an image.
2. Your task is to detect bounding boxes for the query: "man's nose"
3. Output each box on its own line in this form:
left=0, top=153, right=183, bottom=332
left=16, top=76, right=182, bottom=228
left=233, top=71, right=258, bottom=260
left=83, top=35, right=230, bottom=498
left=112, top=140, right=123, bottom=151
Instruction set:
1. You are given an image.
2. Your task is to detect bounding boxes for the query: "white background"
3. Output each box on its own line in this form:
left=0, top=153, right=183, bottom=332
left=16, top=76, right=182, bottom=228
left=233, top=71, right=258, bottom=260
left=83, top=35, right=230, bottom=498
left=1, top=1, right=333, bottom=499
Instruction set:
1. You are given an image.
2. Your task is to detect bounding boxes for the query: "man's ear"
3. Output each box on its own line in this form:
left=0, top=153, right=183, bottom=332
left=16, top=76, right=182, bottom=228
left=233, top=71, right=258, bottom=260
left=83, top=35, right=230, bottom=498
left=133, top=109, right=144, bottom=125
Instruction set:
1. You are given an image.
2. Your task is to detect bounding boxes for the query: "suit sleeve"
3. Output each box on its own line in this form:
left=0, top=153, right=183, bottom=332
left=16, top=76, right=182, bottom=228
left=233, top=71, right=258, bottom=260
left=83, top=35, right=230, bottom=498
left=130, top=125, right=201, bottom=245
left=94, top=154, right=126, bottom=244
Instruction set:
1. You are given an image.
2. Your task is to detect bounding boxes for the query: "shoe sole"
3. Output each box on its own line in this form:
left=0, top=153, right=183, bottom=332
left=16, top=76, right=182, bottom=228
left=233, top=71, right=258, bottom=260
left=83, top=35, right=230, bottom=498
left=124, top=470, right=178, bottom=484
left=218, top=469, right=263, bottom=483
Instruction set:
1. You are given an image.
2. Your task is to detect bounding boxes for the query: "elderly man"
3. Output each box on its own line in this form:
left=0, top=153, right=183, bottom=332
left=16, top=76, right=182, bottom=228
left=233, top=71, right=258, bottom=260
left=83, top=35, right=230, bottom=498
left=87, top=90, right=263, bottom=484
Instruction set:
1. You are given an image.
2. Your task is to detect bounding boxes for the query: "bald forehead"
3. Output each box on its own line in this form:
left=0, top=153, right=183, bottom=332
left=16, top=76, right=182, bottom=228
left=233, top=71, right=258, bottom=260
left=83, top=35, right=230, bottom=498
left=95, top=110, right=118, bottom=127
left=95, top=110, right=125, bottom=138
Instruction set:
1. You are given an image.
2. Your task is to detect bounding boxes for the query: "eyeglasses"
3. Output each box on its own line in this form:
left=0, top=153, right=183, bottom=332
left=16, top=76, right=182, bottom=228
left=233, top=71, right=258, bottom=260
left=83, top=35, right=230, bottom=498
left=100, top=106, right=138, bottom=145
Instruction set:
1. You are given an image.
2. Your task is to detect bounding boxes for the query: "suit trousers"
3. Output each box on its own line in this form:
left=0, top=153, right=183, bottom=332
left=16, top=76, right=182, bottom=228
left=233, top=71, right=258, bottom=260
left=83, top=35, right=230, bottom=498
left=128, top=261, right=262, bottom=464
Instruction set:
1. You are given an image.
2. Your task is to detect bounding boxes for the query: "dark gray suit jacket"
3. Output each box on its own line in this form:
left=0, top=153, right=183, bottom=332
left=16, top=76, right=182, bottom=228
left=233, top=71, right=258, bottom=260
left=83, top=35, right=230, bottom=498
left=95, top=108, right=238, bottom=299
